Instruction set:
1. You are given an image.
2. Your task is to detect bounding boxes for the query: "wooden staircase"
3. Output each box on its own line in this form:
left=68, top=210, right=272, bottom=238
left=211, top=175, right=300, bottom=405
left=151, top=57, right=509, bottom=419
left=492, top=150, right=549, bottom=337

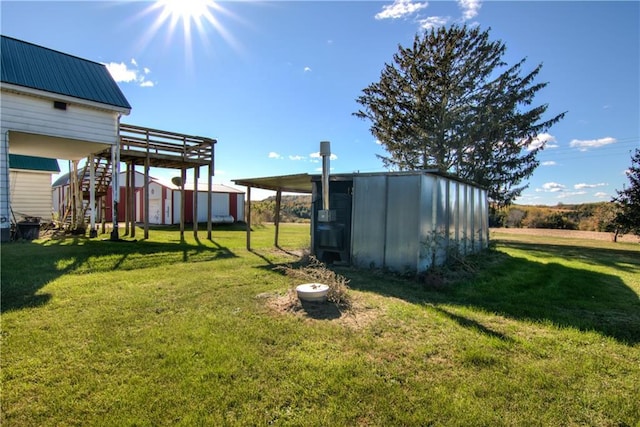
left=80, top=156, right=112, bottom=199
left=60, top=157, right=112, bottom=232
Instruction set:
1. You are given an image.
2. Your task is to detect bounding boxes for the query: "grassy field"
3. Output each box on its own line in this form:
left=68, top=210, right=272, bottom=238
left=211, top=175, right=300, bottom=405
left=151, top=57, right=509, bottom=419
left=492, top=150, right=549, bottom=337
left=1, top=224, right=639, bottom=426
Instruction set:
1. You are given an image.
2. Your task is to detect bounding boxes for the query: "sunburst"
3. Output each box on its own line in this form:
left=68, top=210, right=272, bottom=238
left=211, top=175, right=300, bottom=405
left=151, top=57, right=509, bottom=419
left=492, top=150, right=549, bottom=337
left=137, top=0, right=240, bottom=66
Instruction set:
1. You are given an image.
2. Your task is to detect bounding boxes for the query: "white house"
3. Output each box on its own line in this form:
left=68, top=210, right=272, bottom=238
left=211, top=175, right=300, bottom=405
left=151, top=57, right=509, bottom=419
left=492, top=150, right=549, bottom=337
left=0, top=35, right=131, bottom=241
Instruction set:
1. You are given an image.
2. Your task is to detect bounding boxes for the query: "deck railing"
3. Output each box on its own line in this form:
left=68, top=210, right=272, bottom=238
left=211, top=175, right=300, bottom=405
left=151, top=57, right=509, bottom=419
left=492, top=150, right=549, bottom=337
left=118, top=123, right=216, bottom=165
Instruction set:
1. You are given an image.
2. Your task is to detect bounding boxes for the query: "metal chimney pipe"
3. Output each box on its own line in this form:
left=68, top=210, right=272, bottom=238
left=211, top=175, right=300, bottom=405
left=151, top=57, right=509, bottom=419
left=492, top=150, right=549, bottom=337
left=320, top=141, right=331, bottom=211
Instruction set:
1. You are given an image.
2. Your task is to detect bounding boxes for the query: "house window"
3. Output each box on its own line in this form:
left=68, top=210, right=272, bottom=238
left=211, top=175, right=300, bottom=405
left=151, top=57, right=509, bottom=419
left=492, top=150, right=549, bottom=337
left=53, top=101, right=67, bottom=110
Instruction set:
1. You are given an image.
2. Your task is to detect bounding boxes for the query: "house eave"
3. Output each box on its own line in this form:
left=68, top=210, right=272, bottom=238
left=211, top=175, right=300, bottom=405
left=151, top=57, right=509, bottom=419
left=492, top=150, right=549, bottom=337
left=0, top=82, right=131, bottom=115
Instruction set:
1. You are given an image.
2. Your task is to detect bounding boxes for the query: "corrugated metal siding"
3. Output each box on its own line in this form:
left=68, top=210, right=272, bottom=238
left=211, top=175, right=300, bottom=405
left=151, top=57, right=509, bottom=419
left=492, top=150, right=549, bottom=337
left=349, top=172, right=489, bottom=274
left=351, top=175, right=387, bottom=269
left=1, top=35, right=131, bottom=110
left=9, top=170, right=54, bottom=220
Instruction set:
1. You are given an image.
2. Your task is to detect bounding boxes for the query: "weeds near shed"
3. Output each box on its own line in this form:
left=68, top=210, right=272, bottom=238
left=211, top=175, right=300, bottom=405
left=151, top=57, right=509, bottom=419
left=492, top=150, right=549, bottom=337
left=418, top=247, right=494, bottom=291
left=277, top=256, right=352, bottom=309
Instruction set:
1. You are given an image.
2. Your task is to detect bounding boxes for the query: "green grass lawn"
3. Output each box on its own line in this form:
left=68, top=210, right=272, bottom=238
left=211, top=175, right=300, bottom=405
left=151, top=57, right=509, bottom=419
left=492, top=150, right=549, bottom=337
left=2, top=224, right=639, bottom=426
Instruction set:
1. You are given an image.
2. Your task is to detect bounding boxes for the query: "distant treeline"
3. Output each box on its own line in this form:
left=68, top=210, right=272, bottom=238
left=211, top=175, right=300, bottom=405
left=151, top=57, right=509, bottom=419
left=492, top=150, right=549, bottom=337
left=250, top=196, right=619, bottom=232
left=250, top=195, right=312, bottom=224
left=491, top=202, right=619, bottom=232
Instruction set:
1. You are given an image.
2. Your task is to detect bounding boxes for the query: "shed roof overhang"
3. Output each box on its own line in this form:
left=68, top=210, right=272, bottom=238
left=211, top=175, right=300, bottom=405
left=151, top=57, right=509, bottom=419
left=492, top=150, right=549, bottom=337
left=233, top=170, right=486, bottom=195
left=233, top=173, right=314, bottom=194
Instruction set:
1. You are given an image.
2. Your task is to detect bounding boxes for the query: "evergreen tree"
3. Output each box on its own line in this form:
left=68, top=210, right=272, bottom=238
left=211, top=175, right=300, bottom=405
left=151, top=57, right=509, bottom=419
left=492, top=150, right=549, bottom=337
left=354, top=25, right=565, bottom=207
left=613, top=148, right=640, bottom=239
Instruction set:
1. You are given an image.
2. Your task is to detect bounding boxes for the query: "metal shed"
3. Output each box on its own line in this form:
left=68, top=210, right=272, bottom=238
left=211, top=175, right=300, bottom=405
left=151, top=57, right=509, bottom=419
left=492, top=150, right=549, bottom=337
left=235, top=169, right=489, bottom=274
left=312, top=171, right=489, bottom=273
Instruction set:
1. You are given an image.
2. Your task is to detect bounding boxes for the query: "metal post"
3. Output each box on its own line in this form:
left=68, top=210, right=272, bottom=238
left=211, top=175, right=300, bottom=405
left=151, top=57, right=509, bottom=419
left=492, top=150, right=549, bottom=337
left=320, top=141, right=331, bottom=211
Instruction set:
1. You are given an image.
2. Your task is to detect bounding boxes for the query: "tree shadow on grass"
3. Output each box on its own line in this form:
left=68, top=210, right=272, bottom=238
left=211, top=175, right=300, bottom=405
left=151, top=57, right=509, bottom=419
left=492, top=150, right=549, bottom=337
left=340, top=242, right=640, bottom=345
left=0, top=236, right=236, bottom=313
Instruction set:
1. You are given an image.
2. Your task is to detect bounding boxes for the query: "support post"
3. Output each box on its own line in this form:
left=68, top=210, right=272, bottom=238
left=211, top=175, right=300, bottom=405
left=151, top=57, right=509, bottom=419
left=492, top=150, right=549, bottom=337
left=124, top=161, right=130, bottom=236
left=245, top=186, right=251, bottom=250
left=274, top=189, right=282, bottom=247
left=110, top=122, right=121, bottom=241
left=101, top=196, right=106, bottom=234
left=180, top=168, right=186, bottom=239
left=129, top=162, right=136, bottom=238
left=193, top=166, right=199, bottom=238
left=144, top=155, right=150, bottom=239
left=89, top=154, right=97, bottom=237
left=71, top=160, right=78, bottom=229
left=207, top=163, right=213, bottom=240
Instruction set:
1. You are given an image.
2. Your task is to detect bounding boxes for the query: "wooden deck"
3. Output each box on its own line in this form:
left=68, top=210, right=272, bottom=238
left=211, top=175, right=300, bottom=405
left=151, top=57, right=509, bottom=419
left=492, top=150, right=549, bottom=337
left=99, top=123, right=216, bottom=169
left=93, top=122, right=218, bottom=240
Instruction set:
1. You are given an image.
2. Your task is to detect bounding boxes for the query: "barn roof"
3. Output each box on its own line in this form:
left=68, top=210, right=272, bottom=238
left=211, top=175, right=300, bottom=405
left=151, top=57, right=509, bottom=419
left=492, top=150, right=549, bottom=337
left=0, top=35, right=131, bottom=110
left=8, top=154, right=60, bottom=172
left=52, top=170, right=244, bottom=194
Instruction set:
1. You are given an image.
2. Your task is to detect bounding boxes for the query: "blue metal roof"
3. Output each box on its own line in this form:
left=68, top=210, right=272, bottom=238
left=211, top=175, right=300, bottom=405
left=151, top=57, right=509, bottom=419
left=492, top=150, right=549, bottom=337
left=8, top=154, right=60, bottom=173
left=1, top=35, right=131, bottom=110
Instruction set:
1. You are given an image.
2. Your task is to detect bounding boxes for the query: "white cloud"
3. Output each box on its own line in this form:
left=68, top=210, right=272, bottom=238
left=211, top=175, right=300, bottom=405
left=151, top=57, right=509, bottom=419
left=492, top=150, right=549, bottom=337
left=541, top=161, right=557, bottom=166
left=569, top=136, right=616, bottom=151
left=594, top=192, right=608, bottom=198
left=304, top=66, right=312, bottom=72
left=104, top=60, right=153, bottom=88
left=310, top=152, right=338, bottom=161
left=105, top=62, right=138, bottom=83
left=458, top=0, right=481, bottom=20
left=375, top=0, right=428, bottom=20
left=289, top=155, right=305, bottom=161
left=557, top=191, right=587, bottom=199
left=268, top=152, right=282, bottom=159
left=574, top=182, right=606, bottom=189
left=541, top=182, right=565, bottom=192
left=527, top=133, right=558, bottom=151
left=419, top=16, right=449, bottom=30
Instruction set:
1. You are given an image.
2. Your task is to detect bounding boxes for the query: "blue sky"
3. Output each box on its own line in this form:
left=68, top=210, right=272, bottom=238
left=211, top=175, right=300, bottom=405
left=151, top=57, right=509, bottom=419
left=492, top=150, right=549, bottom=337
left=2, top=0, right=638, bottom=203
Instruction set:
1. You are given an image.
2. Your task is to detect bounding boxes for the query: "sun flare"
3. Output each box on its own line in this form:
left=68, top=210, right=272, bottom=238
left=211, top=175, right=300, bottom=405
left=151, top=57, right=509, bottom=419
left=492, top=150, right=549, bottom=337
left=137, top=0, right=240, bottom=67
left=157, top=0, right=213, bottom=25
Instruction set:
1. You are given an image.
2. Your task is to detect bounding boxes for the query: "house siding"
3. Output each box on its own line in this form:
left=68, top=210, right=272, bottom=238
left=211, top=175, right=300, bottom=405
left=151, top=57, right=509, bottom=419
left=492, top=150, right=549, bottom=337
left=9, top=169, right=54, bottom=221
left=1, top=90, right=118, bottom=145
left=1, top=132, right=10, bottom=240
